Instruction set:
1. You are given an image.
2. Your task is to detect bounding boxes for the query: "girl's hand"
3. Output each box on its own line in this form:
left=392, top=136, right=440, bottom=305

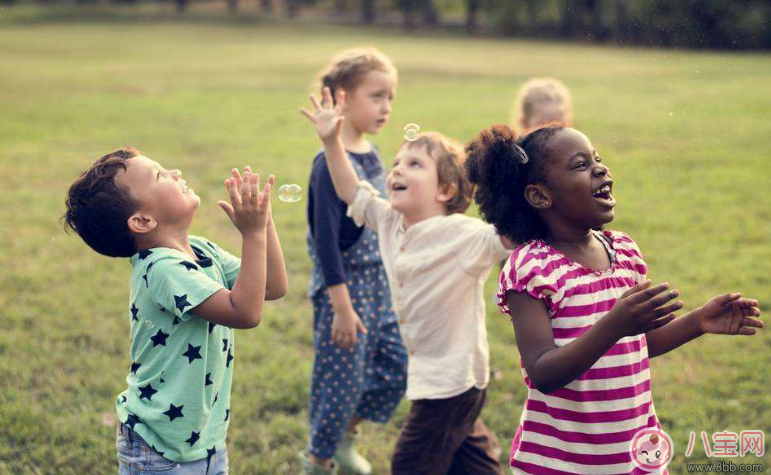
left=218, top=167, right=274, bottom=236
left=332, top=306, right=367, bottom=350
left=696, top=293, right=762, bottom=335
left=300, top=86, right=345, bottom=144
left=605, top=280, right=683, bottom=338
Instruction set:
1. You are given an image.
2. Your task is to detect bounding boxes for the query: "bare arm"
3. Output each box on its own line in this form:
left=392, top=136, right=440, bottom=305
left=301, top=87, right=359, bottom=205
left=647, top=293, right=762, bottom=358
left=191, top=170, right=273, bottom=329
left=509, top=280, right=679, bottom=393
left=264, top=215, right=288, bottom=301
left=508, top=291, right=620, bottom=393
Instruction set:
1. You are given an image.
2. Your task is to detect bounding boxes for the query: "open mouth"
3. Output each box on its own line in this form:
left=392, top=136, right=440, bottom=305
left=391, top=183, right=407, bottom=192
left=592, top=182, right=615, bottom=206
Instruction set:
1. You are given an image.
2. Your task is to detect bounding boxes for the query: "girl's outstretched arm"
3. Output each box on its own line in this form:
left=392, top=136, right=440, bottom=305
left=646, top=293, right=762, bottom=358
left=509, top=280, right=679, bottom=393
left=301, top=87, right=359, bottom=205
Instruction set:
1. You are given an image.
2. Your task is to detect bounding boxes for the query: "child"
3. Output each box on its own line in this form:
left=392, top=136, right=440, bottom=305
left=512, top=78, right=573, bottom=133
left=302, top=88, right=512, bottom=475
left=302, top=48, right=408, bottom=475
left=63, top=149, right=288, bottom=475
left=464, top=124, right=763, bottom=475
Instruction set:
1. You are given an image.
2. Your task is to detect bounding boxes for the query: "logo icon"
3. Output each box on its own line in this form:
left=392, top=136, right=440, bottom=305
left=630, top=427, right=674, bottom=472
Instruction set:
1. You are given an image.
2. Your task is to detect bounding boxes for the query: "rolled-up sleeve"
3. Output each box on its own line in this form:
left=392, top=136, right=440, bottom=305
left=346, top=180, right=392, bottom=233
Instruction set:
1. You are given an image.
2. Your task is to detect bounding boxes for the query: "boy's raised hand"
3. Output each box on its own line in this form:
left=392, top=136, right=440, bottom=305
left=696, top=293, right=762, bottom=335
left=300, top=86, right=345, bottom=144
left=218, top=167, right=274, bottom=236
left=605, top=280, right=683, bottom=337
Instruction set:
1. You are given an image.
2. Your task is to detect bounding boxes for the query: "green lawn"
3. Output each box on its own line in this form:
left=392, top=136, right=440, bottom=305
left=1, top=6, right=770, bottom=475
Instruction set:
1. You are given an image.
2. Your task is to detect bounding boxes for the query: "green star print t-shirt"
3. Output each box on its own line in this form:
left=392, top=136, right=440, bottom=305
left=116, top=236, right=240, bottom=462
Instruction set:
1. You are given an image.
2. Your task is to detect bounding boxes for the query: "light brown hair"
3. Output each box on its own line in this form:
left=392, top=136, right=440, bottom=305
left=512, top=78, right=573, bottom=131
left=401, top=132, right=473, bottom=215
left=317, top=47, right=397, bottom=104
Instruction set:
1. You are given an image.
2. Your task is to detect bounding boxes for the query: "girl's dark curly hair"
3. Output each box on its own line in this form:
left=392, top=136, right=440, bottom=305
left=465, top=124, right=564, bottom=243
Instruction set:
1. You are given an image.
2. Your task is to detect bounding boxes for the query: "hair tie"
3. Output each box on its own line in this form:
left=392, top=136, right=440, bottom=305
left=514, top=144, right=529, bottom=164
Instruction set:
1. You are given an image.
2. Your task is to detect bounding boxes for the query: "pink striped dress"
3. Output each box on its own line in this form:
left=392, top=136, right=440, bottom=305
left=498, top=230, right=668, bottom=475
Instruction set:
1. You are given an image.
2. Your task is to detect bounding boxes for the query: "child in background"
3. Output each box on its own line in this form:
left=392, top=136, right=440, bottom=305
left=512, top=78, right=573, bottom=133
left=303, top=48, right=407, bottom=475
left=465, top=124, right=762, bottom=475
left=302, top=88, right=512, bottom=475
left=63, top=149, right=288, bottom=475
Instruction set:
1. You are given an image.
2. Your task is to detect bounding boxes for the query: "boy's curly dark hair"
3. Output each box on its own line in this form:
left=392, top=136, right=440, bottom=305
left=62, top=148, right=141, bottom=258
left=465, top=124, right=563, bottom=243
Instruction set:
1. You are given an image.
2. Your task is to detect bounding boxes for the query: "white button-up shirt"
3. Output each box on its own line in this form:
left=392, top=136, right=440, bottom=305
left=348, top=181, right=511, bottom=400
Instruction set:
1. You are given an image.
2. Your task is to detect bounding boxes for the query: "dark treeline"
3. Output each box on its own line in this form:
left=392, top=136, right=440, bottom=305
left=8, top=0, right=770, bottom=50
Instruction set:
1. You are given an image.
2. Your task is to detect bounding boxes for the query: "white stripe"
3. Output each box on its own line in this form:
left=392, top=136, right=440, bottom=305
left=521, top=429, right=636, bottom=456
left=514, top=451, right=635, bottom=475
left=524, top=406, right=654, bottom=434
left=529, top=383, right=652, bottom=412
left=563, top=369, right=650, bottom=392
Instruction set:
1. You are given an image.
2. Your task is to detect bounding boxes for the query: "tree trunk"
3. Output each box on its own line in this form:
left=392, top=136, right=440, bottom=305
left=421, top=0, right=439, bottom=27
left=286, top=0, right=299, bottom=18
left=228, top=0, right=238, bottom=14
left=260, top=0, right=272, bottom=13
left=402, top=1, right=415, bottom=30
left=465, top=0, right=478, bottom=33
left=362, top=0, right=375, bottom=24
left=334, top=0, right=348, bottom=14
left=175, top=0, right=187, bottom=12
left=560, top=0, right=576, bottom=37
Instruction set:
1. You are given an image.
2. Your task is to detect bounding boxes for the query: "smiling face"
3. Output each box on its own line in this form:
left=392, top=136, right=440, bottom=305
left=527, top=128, right=615, bottom=231
left=341, top=70, right=396, bottom=135
left=386, top=143, right=449, bottom=220
left=115, top=155, right=200, bottom=232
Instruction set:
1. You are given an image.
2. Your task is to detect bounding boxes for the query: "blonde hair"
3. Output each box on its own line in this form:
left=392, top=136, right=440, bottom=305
left=512, top=78, right=573, bottom=131
left=317, top=47, right=397, bottom=103
left=400, top=132, right=473, bottom=215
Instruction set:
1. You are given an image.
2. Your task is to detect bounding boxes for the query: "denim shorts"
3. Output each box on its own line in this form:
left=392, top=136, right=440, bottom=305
left=116, top=423, right=228, bottom=475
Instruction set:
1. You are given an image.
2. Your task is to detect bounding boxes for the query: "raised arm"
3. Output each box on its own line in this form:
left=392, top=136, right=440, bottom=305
left=192, top=169, right=272, bottom=329
left=301, top=87, right=360, bottom=205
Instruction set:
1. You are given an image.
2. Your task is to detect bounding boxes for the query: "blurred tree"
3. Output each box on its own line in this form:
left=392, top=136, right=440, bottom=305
left=362, top=0, right=376, bottom=24
left=175, top=0, right=187, bottom=11
left=228, top=0, right=238, bottom=14
left=394, top=0, right=439, bottom=29
left=465, top=0, right=480, bottom=32
left=261, top=0, right=273, bottom=12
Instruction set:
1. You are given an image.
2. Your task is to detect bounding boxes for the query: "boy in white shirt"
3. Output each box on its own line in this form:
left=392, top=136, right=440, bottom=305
left=302, top=88, right=512, bottom=475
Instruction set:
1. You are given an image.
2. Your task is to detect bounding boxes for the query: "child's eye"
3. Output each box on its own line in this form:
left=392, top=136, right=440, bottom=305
left=573, top=162, right=587, bottom=169
left=595, top=156, right=603, bottom=163
left=156, top=171, right=161, bottom=180
left=410, top=161, right=420, bottom=167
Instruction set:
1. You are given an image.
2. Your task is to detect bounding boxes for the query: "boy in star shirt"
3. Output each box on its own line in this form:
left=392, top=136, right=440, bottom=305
left=63, top=148, right=288, bottom=474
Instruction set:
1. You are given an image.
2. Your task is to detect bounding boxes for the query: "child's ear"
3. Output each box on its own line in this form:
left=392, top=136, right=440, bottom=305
left=524, top=184, right=552, bottom=210
left=334, top=88, right=347, bottom=108
left=127, top=213, right=157, bottom=235
left=437, top=183, right=457, bottom=204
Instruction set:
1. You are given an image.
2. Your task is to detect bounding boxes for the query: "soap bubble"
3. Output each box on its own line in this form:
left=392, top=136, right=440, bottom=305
left=278, top=184, right=302, bottom=203
left=145, top=320, right=154, bottom=329
left=404, top=123, right=420, bottom=142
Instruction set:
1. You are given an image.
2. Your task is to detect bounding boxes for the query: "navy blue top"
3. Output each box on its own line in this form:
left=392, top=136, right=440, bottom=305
left=307, top=147, right=385, bottom=287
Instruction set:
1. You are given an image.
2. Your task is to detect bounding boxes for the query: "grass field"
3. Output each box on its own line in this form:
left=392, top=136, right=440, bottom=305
left=1, top=5, right=770, bottom=475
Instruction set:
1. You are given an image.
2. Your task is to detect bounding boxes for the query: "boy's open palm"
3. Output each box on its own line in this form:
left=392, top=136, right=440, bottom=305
left=301, top=86, right=345, bottom=143
left=218, top=167, right=273, bottom=235
left=697, top=293, right=763, bottom=335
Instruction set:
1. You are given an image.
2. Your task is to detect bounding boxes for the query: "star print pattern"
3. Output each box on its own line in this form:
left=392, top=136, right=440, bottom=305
left=119, top=237, right=238, bottom=459
left=182, top=344, right=202, bottom=364
left=138, top=384, right=158, bottom=401
left=179, top=261, right=198, bottom=271
left=150, top=329, right=169, bottom=347
left=174, top=294, right=191, bottom=314
left=163, top=403, right=184, bottom=422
